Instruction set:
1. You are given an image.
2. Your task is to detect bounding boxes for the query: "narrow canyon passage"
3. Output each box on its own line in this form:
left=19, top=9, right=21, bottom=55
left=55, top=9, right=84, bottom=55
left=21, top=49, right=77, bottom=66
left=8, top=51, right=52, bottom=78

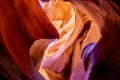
left=0, top=0, right=120, bottom=80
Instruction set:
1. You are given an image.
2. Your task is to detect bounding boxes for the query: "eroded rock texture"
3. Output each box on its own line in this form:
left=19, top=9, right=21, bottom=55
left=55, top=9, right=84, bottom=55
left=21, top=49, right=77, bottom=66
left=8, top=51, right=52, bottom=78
left=0, top=0, right=120, bottom=80
left=0, top=0, right=59, bottom=80
left=37, top=0, right=120, bottom=80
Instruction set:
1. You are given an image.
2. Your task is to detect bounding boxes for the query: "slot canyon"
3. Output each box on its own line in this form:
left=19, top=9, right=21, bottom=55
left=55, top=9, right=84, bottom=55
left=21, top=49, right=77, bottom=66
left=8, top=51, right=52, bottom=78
left=0, top=0, right=120, bottom=80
